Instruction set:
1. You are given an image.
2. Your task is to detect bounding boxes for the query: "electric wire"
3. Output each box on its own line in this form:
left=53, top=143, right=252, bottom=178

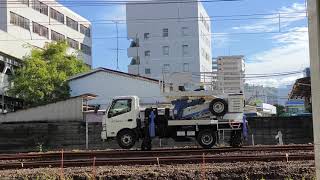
left=0, top=11, right=307, bottom=25
left=0, top=29, right=309, bottom=41
left=1, top=0, right=244, bottom=8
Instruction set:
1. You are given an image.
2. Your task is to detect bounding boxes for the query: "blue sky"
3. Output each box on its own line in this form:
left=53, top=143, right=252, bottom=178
left=64, top=0, right=309, bottom=87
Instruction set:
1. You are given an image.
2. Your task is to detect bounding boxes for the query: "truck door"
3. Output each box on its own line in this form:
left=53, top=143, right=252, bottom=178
left=106, top=98, right=136, bottom=137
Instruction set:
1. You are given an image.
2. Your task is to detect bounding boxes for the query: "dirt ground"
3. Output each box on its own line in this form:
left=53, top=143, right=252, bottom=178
left=0, top=160, right=315, bottom=180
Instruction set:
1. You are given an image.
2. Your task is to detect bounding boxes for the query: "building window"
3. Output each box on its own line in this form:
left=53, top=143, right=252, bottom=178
left=66, top=17, right=78, bottom=31
left=51, top=30, right=65, bottom=41
left=182, top=27, right=189, bottom=36
left=10, top=12, right=30, bottom=30
left=200, top=13, right=210, bottom=32
left=80, top=24, right=90, bottom=37
left=163, top=64, right=170, bottom=73
left=18, top=0, right=29, bottom=5
left=81, top=44, right=92, bottom=55
left=144, top=50, right=150, bottom=57
left=32, top=0, right=48, bottom=16
left=162, top=46, right=169, bottom=56
left=67, top=37, right=79, bottom=50
left=144, top=33, right=150, bottom=40
left=32, top=22, right=48, bottom=38
left=183, top=63, right=189, bottom=72
left=182, top=45, right=189, bottom=56
left=145, top=68, right=151, bottom=74
left=163, top=28, right=168, bottom=37
left=50, top=8, right=64, bottom=24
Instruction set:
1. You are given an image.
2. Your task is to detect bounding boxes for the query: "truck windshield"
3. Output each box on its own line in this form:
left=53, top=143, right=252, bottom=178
left=108, top=99, right=132, bottom=118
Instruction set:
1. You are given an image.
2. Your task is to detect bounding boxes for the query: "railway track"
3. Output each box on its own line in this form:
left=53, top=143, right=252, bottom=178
left=0, top=144, right=313, bottom=161
left=0, top=145, right=314, bottom=170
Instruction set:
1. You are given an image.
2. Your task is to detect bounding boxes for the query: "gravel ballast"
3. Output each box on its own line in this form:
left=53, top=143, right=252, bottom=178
left=0, top=161, right=315, bottom=179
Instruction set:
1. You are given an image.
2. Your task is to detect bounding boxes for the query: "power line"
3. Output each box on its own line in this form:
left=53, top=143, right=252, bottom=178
left=0, top=11, right=307, bottom=25
left=190, top=71, right=303, bottom=79
left=2, top=0, right=243, bottom=8
left=2, top=15, right=307, bottom=27
left=4, top=0, right=242, bottom=3
left=0, top=29, right=309, bottom=41
left=243, top=71, right=303, bottom=79
left=244, top=71, right=303, bottom=76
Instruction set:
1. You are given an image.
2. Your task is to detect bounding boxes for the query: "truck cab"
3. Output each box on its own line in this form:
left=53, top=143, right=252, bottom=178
left=101, top=96, right=140, bottom=147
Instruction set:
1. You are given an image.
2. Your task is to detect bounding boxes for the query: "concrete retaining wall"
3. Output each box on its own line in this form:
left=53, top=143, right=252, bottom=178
left=246, top=116, right=313, bottom=145
left=0, top=116, right=313, bottom=153
left=0, top=121, right=108, bottom=152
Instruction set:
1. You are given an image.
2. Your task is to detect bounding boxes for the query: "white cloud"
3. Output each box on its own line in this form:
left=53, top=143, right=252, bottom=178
left=103, top=0, right=152, bottom=21
left=104, top=5, right=126, bottom=21
left=232, top=3, right=306, bottom=32
left=212, top=34, right=230, bottom=48
left=245, top=27, right=309, bottom=87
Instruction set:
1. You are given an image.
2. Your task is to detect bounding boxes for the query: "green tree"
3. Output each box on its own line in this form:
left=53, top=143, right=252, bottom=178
left=248, top=99, right=263, bottom=106
left=9, top=41, right=89, bottom=107
left=306, top=104, right=312, bottom=113
left=274, top=104, right=286, bottom=116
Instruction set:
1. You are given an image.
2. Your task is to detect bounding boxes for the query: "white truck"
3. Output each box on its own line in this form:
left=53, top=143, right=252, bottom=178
left=101, top=93, right=245, bottom=150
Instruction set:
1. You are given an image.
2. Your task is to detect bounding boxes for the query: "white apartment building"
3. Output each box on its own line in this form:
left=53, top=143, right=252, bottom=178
left=0, top=0, right=92, bottom=68
left=215, top=56, right=245, bottom=94
left=126, top=1, right=212, bottom=89
left=0, top=0, right=92, bottom=111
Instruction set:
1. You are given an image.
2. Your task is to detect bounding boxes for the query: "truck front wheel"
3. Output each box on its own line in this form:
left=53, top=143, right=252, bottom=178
left=197, top=130, right=216, bottom=149
left=117, top=129, right=136, bottom=149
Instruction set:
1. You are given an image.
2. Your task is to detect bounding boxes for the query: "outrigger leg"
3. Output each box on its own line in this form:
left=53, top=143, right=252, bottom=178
left=230, top=130, right=243, bottom=147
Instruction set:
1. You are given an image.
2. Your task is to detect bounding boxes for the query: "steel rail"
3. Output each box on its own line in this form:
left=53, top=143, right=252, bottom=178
left=0, top=145, right=313, bottom=161
left=0, top=153, right=314, bottom=170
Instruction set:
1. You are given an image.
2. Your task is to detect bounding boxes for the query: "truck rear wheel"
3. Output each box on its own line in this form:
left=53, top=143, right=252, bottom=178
left=209, top=98, right=228, bottom=117
left=117, top=129, right=136, bottom=149
left=197, top=130, right=216, bottom=149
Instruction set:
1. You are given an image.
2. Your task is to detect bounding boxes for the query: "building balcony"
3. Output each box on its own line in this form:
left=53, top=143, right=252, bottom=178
left=129, top=58, right=140, bottom=65
left=127, top=47, right=140, bottom=58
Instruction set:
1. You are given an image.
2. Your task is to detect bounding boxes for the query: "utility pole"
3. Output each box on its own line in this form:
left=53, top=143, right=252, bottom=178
left=136, top=33, right=140, bottom=75
left=307, top=0, right=320, bottom=178
left=113, top=21, right=120, bottom=70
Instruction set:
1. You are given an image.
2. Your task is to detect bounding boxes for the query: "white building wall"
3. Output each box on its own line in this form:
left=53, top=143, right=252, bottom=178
left=126, top=2, right=212, bottom=88
left=0, top=0, right=92, bottom=65
left=69, top=71, right=166, bottom=109
left=198, top=2, right=212, bottom=73
left=0, top=96, right=83, bottom=122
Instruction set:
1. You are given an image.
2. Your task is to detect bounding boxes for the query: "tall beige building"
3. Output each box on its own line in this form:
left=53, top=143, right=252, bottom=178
left=214, top=56, right=245, bottom=94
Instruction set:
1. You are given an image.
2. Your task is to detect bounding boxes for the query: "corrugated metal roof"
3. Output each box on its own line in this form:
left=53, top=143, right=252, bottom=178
left=68, top=67, right=160, bottom=83
left=289, top=77, right=311, bottom=99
